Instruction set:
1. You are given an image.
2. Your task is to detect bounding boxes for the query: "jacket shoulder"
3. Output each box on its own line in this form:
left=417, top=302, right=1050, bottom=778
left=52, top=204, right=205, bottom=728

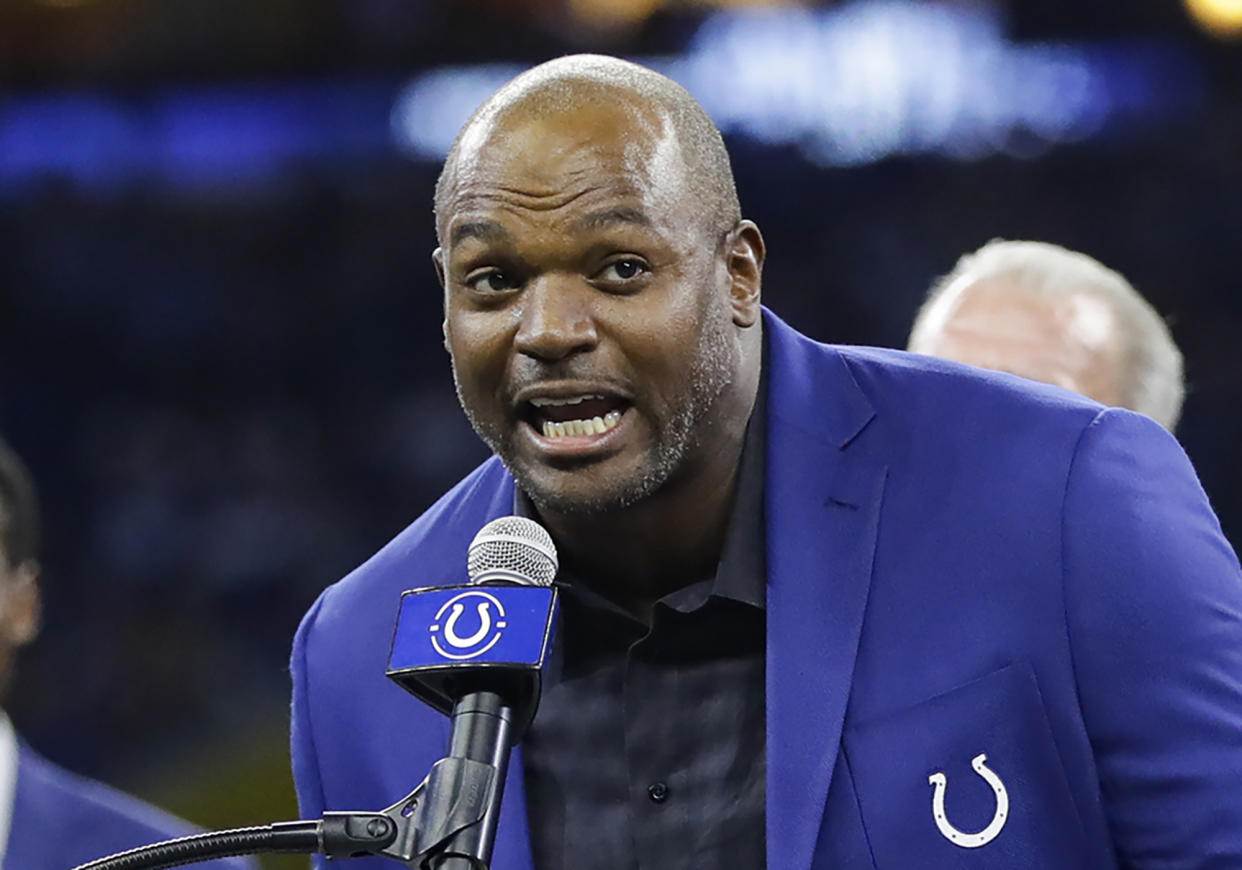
left=289, top=457, right=511, bottom=818
left=317, top=456, right=513, bottom=619
left=763, top=308, right=1106, bottom=456
left=12, top=743, right=254, bottom=869
left=840, top=345, right=1104, bottom=426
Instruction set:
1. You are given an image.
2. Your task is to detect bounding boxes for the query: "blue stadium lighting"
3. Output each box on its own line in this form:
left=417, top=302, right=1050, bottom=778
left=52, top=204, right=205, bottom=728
left=0, top=1, right=1205, bottom=193
left=0, top=94, right=140, bottom=189
left=391, top=1, right=1203, bottom=167
left=0, top=81, right=399, bottom=194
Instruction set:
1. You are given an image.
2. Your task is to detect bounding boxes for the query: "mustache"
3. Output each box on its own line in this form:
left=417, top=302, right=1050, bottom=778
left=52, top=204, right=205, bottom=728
left=504, top=360, right=634, bottom=402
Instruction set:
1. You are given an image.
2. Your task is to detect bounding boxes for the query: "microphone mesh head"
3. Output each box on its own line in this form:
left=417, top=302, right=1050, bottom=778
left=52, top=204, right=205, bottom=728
left=467, top=516, right=558, bottom=587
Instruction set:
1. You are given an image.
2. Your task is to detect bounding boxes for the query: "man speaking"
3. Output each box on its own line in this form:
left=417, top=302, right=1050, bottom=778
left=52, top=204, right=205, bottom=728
left=290, top=56, right=1242, bottom=868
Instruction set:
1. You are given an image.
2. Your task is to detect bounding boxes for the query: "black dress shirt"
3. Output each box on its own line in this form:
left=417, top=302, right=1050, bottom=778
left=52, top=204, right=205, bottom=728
left=517, top=384, right=767, bottom=870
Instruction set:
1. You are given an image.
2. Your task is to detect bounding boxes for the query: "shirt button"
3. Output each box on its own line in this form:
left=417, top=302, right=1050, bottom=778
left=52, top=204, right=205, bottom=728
left=647, top=781, right=669, bottom=803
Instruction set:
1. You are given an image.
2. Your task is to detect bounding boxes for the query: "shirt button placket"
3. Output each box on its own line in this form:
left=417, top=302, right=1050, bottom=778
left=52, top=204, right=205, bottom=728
left=627, top=638, right=671, bottom=869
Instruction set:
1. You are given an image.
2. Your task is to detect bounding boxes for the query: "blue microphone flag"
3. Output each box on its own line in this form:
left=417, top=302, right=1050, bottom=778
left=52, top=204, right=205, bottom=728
left=390, top=584, right=556, bottom=668
left=387, top=583, right=558, bottom=725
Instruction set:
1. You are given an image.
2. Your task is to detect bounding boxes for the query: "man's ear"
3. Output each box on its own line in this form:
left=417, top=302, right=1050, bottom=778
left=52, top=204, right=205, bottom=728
left=432, top=247, right=446, bottom=289
left=724, top=220, right=765, bottom=328
left=433, top=248, right=451, bottom=352
left=1, top=562, right=41, bottom=649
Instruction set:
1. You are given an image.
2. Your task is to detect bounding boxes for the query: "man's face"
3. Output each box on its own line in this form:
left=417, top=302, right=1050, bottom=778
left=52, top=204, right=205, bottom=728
left=436, top=103, right=741, bottom=514
left=916, top=279, right=1126, bottom=406
left=0, top=532, right=40, bottom=690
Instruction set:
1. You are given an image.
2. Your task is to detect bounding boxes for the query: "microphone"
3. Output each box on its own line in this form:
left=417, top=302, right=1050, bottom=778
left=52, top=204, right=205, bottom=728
left=70, top=517, right=559, bottom=870
left=384, top=515, right=560, bottom=869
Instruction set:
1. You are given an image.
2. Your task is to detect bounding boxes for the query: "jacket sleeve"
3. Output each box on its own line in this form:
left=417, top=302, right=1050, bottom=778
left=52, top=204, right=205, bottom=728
left=1063, top=408, right=1242, bottom=868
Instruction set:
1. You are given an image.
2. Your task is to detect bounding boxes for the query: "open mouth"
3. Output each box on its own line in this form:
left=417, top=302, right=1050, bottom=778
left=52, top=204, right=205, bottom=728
left=522, top=394, right=632, bottom=440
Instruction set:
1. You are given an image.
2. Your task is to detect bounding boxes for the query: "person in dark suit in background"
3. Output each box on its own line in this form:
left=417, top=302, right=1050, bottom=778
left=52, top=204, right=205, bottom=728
left=0, top=436, right=252, bottom=868
left=907, top=239, right=1184, bottom=431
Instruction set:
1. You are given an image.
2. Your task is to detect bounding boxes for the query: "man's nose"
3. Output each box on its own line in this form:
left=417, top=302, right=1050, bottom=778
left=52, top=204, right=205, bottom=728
left=513, top=275, right=599, bottom=362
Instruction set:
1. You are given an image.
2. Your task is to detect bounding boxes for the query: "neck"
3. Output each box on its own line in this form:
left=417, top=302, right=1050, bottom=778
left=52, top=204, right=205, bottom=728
left=544, top=459, right=739, bottom=619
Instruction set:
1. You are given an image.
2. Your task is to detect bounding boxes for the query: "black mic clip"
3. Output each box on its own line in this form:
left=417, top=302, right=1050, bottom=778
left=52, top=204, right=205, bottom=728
left=322, top=755, right=499, bottom=866
left=324, top=691, right=515, bottom=868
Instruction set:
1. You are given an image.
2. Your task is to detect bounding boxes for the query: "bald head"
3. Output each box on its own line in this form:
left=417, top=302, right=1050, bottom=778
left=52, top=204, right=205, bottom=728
left=434, top=55, right=740, bottom=247
left=909, top=240, right=1185, bottom=431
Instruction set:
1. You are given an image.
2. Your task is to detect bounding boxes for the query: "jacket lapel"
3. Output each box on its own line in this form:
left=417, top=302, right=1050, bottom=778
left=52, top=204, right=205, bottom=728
left=764, top=312, right=886, bottom=870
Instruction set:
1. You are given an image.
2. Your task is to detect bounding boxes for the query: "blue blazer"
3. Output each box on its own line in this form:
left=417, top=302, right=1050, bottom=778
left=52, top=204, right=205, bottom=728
left=290, top=311, right=1242, bottom=869
left=8, top=742, right=255, bottom=869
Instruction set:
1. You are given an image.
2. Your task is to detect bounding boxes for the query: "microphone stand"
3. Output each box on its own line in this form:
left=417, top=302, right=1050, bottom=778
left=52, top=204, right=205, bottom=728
left=73, top=696, right=514, bottom=870
left=78, top=516, right=556, bottom=870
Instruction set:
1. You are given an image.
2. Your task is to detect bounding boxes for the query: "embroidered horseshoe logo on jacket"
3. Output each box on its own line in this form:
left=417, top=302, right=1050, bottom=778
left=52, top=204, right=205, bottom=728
left=928, top=753, right=1009, bottom=848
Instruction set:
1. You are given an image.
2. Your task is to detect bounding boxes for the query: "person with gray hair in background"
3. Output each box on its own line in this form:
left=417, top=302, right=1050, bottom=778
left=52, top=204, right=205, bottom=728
left=907, top=239, right=1185, bottom=431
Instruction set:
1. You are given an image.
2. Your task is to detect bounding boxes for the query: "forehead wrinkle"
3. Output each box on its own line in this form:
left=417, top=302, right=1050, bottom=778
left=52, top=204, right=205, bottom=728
left=480, top=181, right=600, bottom=211
left=572, top=206, right=653, bottom=232
left=450, top=160, right=652, bottom=231
left=448, top=145, right=620, bottom=220
left=444, top=99, right=694, bottom=245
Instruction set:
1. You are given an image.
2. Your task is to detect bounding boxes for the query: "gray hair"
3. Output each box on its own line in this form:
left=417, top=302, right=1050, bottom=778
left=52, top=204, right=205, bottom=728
left=909, top=239, right=1185, bottom=431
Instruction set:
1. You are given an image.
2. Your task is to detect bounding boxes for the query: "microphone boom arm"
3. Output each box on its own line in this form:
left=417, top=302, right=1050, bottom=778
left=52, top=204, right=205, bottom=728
left=70, top=711, right=509, bottom=870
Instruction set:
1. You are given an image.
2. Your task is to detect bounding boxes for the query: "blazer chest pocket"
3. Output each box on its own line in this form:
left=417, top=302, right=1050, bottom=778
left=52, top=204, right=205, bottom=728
left=843, top=663, right=1089, bottom=869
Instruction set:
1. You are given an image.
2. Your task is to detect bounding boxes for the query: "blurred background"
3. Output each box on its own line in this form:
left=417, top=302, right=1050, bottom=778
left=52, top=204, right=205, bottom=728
left=0, top=0, right=1239, bottom=866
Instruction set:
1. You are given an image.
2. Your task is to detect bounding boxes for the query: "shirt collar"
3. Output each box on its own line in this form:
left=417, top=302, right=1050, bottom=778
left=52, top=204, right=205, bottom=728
left=0, top=709, right=20, bottom=863
left=705, top=363, right=767, bottom=610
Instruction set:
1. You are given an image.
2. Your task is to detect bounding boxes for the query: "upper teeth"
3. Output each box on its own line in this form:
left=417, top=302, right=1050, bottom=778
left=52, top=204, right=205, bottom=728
left=541, top=410, right=623, bottom=439
left=530, top=394, right=604, bottom=407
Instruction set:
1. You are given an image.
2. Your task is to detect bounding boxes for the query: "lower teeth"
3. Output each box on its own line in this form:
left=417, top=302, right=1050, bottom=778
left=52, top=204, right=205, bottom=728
left=542, top=410, right=623, bottom=439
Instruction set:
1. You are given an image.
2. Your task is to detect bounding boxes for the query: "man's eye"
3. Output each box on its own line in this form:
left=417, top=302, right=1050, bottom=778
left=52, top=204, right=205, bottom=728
left=600, top=259, right=649, bottom=281
left=467, top=269, right=518, bottom=292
